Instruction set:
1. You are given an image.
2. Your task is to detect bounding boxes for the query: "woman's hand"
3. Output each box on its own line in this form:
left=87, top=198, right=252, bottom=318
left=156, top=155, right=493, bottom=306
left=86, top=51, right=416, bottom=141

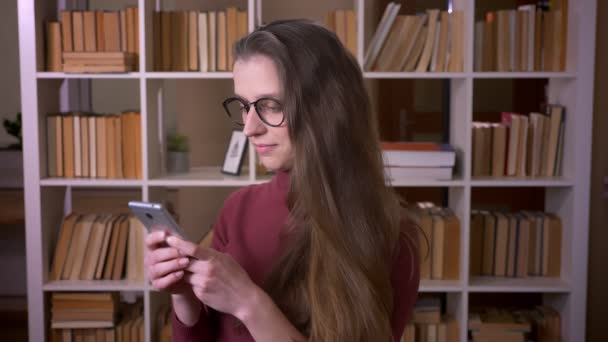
left=144, top=230, right=191, bottom=295
left=166, top=235, right=258, bottom=322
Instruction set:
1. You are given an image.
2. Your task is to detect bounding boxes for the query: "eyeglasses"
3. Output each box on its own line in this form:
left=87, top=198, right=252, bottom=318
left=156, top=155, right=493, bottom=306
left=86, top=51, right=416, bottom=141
left=222, top=97, right=286, bottom=127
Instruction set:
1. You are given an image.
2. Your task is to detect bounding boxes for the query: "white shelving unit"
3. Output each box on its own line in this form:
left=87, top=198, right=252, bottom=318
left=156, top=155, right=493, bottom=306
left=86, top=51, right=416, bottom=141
left=18, top=0, right=596, bottom=341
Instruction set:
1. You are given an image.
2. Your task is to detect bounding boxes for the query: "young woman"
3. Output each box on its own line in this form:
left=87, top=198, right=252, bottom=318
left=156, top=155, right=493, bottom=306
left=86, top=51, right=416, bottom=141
left=145, top=19, right=420, bottom=342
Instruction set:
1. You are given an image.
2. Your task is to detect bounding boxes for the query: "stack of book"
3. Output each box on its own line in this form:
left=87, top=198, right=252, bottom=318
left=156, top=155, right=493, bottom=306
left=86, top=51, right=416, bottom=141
left=472, top=105, right=565, bottom=178
left=51, top=296, right=144, bottom=341
left=325, top=9, right=357, bottom=57
left=364, top=2, right=464, bottom=72
left=382, top=142, right=456, bottom=181
left=49, top=213, right=145, bottom=282
left=152, top=7, right=248, bottom=72
left=46, top=7, right=140, bottom=72
left=468, top=306, right=560, bottom=342
left=470, top=210, right=562, bottom=279
left=50, top=292, right=118, bottom=329
left=474, top=1, right=568, bottom=72
left=409, top=202, right=460, bottom=281
left=400, top=295, right=459, bottom=342
left=46, top=111, right=142, bottom=179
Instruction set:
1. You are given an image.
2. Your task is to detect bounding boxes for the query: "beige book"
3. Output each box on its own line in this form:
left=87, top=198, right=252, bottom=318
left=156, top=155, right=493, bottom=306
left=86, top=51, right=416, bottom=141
left=392, top=15, right=425, bottom=71
left=47, top=22, right=62, bottom=71
left=126, top=7, right=136, bottom=55
left=544, top=106, right=563, bottom=176
left=134, top=7, right=140, bottom=69
left=516, top=215, right=530, bottom=277
left=373, top=15, right=408, bottom=71
left=96, top=11, right=105, bottom=52
left=472, top=122, right=485, bottom=177
left=62, top=114, right=75, bottom=178
left=419, top=210, right=433, bottom=279
left=61, top=11, right=73, bottom=52
left=345, top=9, right=357, bottom=57
left=534, top=10, right=542, bottom=71
left=114, top=116, right=123, bottom=179
left=237, top=10, right=248, bottom=39
left=94, top=214, right=119, bottom=279
left=208, top=11, right=217, bottom=71
left=68, top=214, right=97, bottom=280
left=491, top=123, right=507, bottom=177
left=334, top=9, right=347, bottom=49
left=435, top=11, right=449, bottom=72
left=120, top=9, right=128, bottom=52
left=103, top=11, right=121, bottom=52
left=103, top=215, right=124, bottom=279
left=170, top=11, right=181, bottom=71
left=111, top=216, right=131, bottom=280
left=80, top=214, right=111, bottom=280
left=188, top=11, right=199, bottom=71
left=106, top=115, right=116, bottom=179
left=506, top=213, right=518, bottom=277
left=403, top=25, right=427, bottom=72
left=198, top=12, right=209, bottom=72
left=63, top=65, right=133, bottom=73
left=80, top=114, right=89, bottom=177
left=217, top=11, right=227, bottom=71
left=161, top=11, right=172, bottom=71
left=73, top=115, right=81, bottom=177
left=180, top=11, right=189, bottom=71
left=120, top=113, right=133, bottom=179
left=542, top=11, right=553, bottom=71
left=72, top=11, right=85, bottom=52
left=83, top=11, right=97, bottom=52
left=226, top=7, right=238, bottom=70
left=96, top=115, right=107, bottom=178
left=496, top=10, right=511, bottom=71
left=134, top=112, right=142, bottom=179
left=416, top=9, right=440, bottom=72
left=493, top=212, right=509, bottom=277
left=88, top=116, right=97, bottom=178
left=50, top=213, right=80, bottom=280
left=442, top=210, right=460, bottom=280
left=447, top=10, right=464, bottom=72
left=431, top=212, right=445, bottom=279
left=516, top=115, right=529, bottom=177
left=543, top=213, right=562, bottom=277
left=326, top=10, right=335, bottom=32
left=482, top=15, right=496, bottom=71
left=505, top=114, right=521, bottom=176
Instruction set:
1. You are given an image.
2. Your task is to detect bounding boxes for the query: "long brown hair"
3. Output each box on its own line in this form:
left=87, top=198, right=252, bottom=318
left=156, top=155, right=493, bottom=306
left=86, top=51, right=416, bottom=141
left=233, top=19, right=417, bottom=341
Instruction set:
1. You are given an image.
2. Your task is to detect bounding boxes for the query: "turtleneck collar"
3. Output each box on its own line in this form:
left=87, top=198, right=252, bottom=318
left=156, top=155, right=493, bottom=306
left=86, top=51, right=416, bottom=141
left=273, top=168, right=290, bottom=192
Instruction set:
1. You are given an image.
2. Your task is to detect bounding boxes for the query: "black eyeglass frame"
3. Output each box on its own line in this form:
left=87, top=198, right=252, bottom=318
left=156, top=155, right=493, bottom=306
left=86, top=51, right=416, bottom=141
left=222, top=97, right=286, bottom=127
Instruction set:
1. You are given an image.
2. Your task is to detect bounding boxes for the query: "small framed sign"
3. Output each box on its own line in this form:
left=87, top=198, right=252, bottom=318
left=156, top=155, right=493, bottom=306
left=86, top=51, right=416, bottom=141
left=221, top=130, right=248, bottom=175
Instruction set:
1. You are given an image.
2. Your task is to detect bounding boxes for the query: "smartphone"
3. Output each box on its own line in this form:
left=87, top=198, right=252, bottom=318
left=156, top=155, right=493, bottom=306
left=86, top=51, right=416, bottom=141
left=128, top=201, right=186, bottom=238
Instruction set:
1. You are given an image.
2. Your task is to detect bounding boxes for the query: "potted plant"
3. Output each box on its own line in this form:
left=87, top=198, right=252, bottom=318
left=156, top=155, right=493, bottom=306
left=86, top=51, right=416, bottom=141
left=166, top=132, right=190, bottom=174
left=1, top=112, right=23, bottom=186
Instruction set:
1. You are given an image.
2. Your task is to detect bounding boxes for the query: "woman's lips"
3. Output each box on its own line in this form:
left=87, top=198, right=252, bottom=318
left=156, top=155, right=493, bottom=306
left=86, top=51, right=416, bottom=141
left=255, top=144, right=276, bottom=154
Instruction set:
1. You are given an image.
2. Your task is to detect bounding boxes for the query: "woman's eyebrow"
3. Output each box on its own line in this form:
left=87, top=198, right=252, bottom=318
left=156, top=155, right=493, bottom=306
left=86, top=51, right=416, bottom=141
left=234, top=93, right=281, bottom=101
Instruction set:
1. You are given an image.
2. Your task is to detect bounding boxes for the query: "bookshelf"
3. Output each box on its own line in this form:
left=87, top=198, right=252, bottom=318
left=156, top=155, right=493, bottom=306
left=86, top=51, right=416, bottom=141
left=18, top=0, right=596, bottom=341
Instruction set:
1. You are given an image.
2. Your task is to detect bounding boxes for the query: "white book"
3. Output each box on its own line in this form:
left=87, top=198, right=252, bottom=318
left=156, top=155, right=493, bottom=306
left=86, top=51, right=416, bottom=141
left=198, top=12, right=209, bottom=72
left=518, top=5, right=536, bottom=71
left=208, top=11, right=217, bottom=71
left=382, top=149, right=456, bottom=167
left=416, top=9, right=440, bottom=72
left=73, top=115, right=81, bottom=177
left=364, top=2, right=401, bottom=70
left=430, top=20, right=441, bottom=71
left=384, top=166, right=453, bottom=181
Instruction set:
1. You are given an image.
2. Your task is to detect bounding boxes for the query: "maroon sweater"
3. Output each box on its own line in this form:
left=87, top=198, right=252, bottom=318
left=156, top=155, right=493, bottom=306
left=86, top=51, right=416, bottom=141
left=172, top=170, right=420, bottom=341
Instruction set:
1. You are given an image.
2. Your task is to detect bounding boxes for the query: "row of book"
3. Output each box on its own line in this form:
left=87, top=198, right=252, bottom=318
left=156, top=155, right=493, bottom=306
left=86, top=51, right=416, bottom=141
left=409, top=203, right=460, bottom=280
left=469, top=306, right=560, bottom=342
left=46, top=112, right=143, bottom=179
left=382, top=142, right=456, bottom=181
left=152, top=8, right=248, bottom=72
left=470, top=210, right=562, bottom=278
left=474, top=3, right=567, bottom=72
left=47, top=8, right=140, bottom=72
left=401, top=295, right=458, bottom=342
left=49, top=213, right=145, bottom=282
left=325, top=9, right=357, bottom=57
left=365, top=3, right=464, bottom=72
left=51, top=293, right=144, bottom=341
left=472, top=105, right=565, bottom=178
